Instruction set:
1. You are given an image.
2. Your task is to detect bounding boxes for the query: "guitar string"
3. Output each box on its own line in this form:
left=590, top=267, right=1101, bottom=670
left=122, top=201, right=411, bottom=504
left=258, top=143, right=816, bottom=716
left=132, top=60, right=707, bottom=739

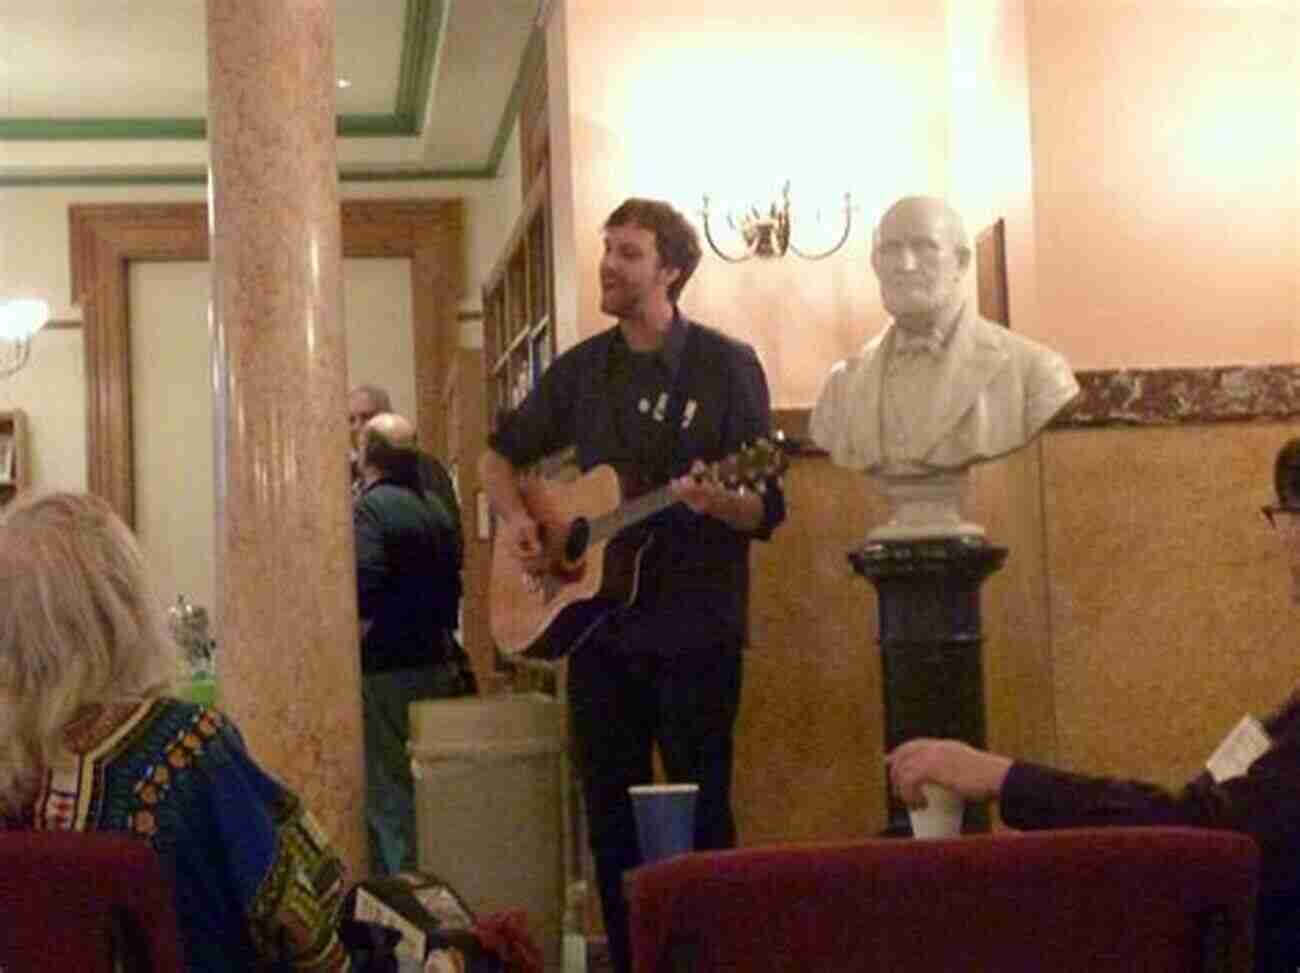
left=581, top=444, right=781, bottom=545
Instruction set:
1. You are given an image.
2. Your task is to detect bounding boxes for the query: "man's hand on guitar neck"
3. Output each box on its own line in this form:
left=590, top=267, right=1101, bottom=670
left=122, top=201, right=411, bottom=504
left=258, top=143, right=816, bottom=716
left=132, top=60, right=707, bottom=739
left=671, top=461, right=765, bottom=533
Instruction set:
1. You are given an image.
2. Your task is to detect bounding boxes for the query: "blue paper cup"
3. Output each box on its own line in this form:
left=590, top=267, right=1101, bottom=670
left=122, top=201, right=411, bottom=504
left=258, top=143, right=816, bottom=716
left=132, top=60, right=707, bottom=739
left=629, top=783, right=699, bottom=863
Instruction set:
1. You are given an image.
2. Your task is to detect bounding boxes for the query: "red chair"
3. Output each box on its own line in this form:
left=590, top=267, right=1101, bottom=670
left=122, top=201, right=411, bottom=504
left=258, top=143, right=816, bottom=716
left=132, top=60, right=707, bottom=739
left=628, top=827, right=1258, bottom=973
left=0, top=830, right=184, bottom=972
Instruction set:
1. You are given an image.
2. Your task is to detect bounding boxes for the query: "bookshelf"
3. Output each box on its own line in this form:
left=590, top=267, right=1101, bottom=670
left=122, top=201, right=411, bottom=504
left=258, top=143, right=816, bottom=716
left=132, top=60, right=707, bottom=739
left=482, top=166, right=555, bottom=431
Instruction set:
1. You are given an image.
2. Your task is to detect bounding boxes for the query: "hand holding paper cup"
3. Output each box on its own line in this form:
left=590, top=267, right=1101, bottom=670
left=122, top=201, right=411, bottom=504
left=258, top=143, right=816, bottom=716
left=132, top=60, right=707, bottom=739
left=629, top=783, right=698, bottom=862
left=908, top=782, right=964, bottom=839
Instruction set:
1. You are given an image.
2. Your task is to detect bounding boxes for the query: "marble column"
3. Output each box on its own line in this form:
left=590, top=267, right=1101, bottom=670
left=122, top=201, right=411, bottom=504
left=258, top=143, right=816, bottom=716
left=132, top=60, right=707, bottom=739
left=205, top=0, right=367, bottom=875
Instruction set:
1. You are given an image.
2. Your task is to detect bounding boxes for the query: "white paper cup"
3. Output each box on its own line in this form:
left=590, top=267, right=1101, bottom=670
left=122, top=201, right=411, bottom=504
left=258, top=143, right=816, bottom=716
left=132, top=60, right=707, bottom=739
left=908, top=782, right=964, bottom=839
left=629, top=783, right=699, bottom=862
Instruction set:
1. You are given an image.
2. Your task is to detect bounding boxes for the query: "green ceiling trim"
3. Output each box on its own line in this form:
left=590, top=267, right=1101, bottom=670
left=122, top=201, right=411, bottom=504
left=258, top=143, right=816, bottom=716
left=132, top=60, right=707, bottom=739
left=0, top=171, right=209, bottom=187
left=485, top=25, right=545, bottom=174
left=0, top=118, right=207, bottom=140
left=0, top=166, right=498, bottom=188
left=0, top=0, right=442, bottom=142
left=394, top=0, right=448, bottom=136
left=0, top=113, right=431, bottom=141
left=340, top=165, right=497, bottom=182
left=337, top=115, right=417, bottom=138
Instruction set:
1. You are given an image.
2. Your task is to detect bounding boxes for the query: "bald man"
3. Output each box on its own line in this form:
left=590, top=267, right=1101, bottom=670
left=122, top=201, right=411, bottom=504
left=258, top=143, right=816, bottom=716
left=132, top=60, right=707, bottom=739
left=348, top=383, right=463, bottom=554
left=811, top=196, right=1078, bottom=478
left=354, top=412, right=466, bottom=875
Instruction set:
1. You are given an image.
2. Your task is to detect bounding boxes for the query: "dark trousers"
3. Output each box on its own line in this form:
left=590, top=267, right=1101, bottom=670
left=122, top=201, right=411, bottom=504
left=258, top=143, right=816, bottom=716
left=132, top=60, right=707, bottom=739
left=361, top=660, right=465, bottom=877
left=568, top=637, right=743, bottom=973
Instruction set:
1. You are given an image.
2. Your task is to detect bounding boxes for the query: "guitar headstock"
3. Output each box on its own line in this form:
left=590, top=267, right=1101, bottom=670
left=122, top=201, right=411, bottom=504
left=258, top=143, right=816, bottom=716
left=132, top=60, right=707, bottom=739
left=709, top=434, right=790, bottom=493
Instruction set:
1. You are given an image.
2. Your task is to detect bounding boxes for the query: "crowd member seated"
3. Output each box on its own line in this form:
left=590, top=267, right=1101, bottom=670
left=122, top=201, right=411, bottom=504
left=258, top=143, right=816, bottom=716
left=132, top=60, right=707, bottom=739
left=888, top=440, right=1300, bottom=973
left=0, top=491, right=351, bottom=972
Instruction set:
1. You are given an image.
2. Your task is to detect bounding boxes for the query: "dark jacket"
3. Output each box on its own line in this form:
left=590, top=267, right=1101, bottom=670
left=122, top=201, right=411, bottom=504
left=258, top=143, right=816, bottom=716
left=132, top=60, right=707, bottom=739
left=1001, top=692, right=1300, bottom=972
left=354, top=478, right=460, bottom=673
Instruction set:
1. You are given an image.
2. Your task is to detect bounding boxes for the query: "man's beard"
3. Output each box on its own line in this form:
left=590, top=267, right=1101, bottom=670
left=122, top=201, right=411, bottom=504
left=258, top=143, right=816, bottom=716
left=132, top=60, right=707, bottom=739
left=601, top=281, right=642, bottom=319
left=882, top=278, right=955, bottom=319
left=883, top=289, right=943, bottom=318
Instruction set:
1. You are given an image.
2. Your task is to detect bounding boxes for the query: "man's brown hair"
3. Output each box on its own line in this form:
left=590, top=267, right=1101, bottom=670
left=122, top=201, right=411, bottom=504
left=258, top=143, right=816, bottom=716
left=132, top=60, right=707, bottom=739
left=605, top=198, right=702, bottom=303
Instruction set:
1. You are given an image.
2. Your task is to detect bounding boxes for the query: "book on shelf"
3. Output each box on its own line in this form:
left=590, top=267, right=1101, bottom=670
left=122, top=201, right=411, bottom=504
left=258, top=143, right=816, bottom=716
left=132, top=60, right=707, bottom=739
left=0, top=434, right=14, bottom=485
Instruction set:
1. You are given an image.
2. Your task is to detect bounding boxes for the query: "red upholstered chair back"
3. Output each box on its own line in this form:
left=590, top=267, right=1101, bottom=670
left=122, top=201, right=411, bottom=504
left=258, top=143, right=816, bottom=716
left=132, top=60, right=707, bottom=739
left=0, top=830, right=184, bottom=973
left=628, top=827, right=1259, bottom=973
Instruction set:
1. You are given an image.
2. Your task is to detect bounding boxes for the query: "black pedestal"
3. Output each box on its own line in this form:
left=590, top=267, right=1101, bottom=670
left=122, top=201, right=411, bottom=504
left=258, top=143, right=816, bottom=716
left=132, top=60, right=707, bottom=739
left=850, top=535, right=1007, bottom=835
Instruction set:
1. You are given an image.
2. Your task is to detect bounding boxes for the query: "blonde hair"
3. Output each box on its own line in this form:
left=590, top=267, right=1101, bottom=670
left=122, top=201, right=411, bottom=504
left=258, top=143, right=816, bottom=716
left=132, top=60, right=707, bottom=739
left=0, top=491, right=179, bottom=813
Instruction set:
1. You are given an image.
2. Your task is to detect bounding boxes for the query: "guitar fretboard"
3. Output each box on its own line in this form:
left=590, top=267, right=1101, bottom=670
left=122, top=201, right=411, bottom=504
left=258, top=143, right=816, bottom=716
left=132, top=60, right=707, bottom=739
left=586, top=484, right=675, bottom=543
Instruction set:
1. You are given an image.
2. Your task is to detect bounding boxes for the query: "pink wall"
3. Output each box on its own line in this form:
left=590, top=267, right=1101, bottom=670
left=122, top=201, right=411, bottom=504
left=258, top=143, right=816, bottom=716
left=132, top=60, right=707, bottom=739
left=549, top=0, right=951, bottom=408
left=947, top=1, right=1042, bottom=344
left=1026, top=1, right=1299, bottom=369
left=549, top=1, right=1300, bottom=397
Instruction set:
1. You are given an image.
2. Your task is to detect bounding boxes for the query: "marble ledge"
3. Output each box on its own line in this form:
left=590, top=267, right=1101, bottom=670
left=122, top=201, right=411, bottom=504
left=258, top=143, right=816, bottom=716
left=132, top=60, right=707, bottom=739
left=1057, top=363, right=1300, bottom=428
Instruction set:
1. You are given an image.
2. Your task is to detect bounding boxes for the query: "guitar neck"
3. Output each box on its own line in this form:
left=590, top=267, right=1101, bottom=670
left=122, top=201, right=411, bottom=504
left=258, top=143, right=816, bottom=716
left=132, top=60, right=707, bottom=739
left=587, top=484, right=676, bottom=544
left=574, top=439, right=785, bottom=548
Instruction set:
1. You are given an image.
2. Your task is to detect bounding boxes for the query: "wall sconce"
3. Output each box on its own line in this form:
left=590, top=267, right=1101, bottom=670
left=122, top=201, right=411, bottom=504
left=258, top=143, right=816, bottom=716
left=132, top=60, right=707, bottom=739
left=700, top=181, right=853, bottom=263
left=0, top=299, right=50, bottom=379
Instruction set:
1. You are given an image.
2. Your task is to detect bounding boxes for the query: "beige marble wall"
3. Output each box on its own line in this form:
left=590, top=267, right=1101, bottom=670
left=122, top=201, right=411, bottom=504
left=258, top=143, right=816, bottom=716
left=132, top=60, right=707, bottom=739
left=969, top=442, right=1059, bottom=769
left=1041, top=422, right=1299, bottom=789
left=739, top=452, right=891, bottom=841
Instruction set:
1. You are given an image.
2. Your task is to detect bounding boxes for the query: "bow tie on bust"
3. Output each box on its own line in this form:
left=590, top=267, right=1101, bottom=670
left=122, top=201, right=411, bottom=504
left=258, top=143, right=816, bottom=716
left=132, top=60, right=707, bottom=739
left=894, top=330, right=945, bottom=358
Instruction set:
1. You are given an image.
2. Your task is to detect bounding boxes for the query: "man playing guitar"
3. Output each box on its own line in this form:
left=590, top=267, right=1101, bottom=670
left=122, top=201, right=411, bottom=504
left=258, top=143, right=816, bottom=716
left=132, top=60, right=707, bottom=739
left=479, top=198, right=786, bottom=973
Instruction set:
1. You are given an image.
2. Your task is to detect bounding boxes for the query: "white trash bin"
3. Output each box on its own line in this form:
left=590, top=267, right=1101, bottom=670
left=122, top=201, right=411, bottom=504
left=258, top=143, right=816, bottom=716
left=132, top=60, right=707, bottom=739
left=409, top=693, right=567, bottom=971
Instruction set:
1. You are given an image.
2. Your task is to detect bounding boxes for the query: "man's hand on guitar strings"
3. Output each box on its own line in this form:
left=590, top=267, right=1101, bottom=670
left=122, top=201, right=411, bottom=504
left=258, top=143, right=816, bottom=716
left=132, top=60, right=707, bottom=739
left=503, top=511, right=546, bottom=574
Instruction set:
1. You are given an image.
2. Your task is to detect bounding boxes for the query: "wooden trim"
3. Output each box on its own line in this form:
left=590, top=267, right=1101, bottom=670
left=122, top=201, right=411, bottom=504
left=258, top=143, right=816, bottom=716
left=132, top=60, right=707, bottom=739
left=484, top=164, right=549, bottom=291
left=69, top=198, right=464, bottom=526
left=976, top=218, right=1009, bottom=327
left=0, top=408, right=29, bottom=505
left=517, top=27, right=549, bottom=192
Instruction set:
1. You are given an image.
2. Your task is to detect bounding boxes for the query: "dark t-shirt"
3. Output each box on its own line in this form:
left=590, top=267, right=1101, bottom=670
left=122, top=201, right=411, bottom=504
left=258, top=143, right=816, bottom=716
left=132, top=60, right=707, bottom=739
left=488, top=313, right=785, bottom=652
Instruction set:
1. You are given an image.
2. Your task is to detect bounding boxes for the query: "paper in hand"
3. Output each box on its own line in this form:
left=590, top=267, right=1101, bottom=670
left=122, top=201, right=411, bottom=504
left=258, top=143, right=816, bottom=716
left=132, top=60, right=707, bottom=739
left=1205, top=714, right=1271, bottom=783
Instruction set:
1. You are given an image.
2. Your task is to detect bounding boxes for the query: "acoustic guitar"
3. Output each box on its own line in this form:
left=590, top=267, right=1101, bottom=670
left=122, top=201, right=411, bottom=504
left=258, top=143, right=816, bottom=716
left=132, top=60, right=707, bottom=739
left=490, top=437, right=787, bottom=660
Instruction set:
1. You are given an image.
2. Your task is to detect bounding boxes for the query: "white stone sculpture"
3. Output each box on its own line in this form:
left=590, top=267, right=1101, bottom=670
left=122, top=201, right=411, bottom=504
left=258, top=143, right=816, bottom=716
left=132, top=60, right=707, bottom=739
left=811, top=196, right=1079, bottom=540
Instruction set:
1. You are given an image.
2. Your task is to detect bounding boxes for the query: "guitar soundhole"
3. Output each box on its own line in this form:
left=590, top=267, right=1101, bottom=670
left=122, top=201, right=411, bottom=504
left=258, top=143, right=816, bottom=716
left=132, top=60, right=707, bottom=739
left=565, top=517, right=590, bottom=562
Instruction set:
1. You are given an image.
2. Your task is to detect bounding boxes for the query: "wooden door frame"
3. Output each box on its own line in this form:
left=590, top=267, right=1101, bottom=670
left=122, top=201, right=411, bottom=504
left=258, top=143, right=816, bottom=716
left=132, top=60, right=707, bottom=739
left=69, top=198, right=464, bottom=525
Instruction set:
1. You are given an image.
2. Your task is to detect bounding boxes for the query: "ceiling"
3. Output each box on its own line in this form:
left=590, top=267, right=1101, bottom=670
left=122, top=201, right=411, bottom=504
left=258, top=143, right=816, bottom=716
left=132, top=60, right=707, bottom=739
left=0, top=0, right=541, bottom=186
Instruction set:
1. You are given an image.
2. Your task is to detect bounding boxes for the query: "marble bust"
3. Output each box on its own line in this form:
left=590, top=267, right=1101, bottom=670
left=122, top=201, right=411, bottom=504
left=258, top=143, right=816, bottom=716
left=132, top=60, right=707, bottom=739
left=810, top=196, right=1079, bottom=539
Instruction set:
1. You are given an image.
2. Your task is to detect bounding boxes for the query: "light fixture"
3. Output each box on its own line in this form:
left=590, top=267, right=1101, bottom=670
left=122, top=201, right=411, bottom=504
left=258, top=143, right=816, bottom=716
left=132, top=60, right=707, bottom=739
left=0, top=298, right=50, bottom=379
left=700, top=181, right=853, bottom=263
